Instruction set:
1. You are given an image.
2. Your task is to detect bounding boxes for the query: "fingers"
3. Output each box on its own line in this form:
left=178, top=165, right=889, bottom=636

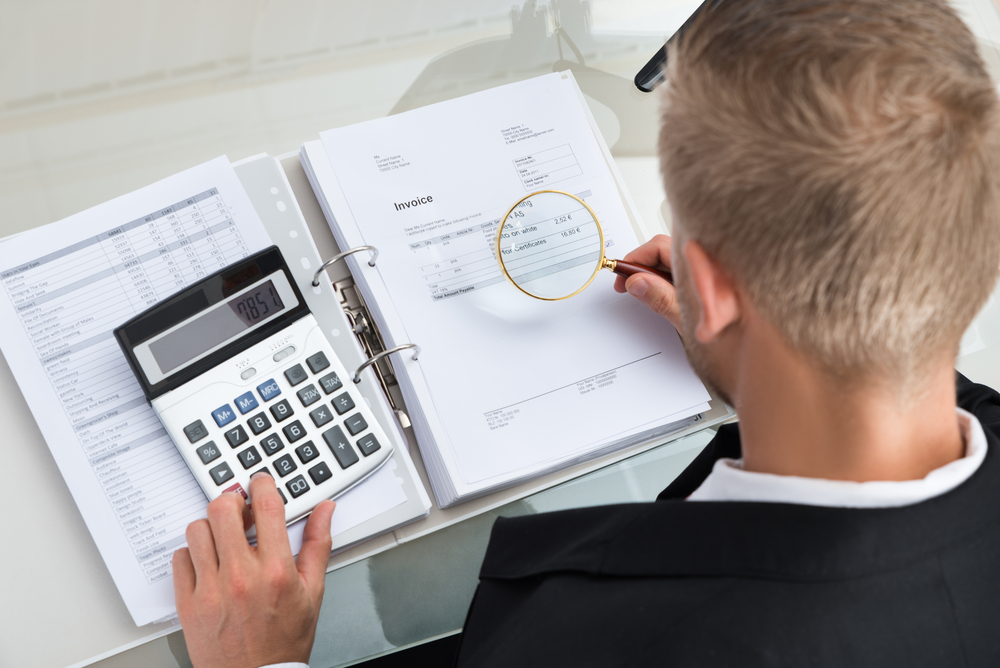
left=172, top=547, right=197, bottom=600
left=625, top=272, right=682, bottom=330
left=614, top=235, right=674, bottom=294
left=248, top=472, right=293, bottom=561
left=296, top=500, right=335, bottom=596
left=185, top=517, right=220, bottom=578
left=205, top=491, right=251, bottom=564
left=625, top=234, right=673, bottom=267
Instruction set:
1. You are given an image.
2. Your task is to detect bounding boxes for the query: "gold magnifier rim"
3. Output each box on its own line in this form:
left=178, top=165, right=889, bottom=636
left=495, top=190, right=606, bottom=301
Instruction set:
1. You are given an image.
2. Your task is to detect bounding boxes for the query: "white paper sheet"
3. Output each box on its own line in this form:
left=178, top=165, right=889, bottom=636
left=320, top=73, right=710, bottom=493
left=0, top=157, right=405, bottom=625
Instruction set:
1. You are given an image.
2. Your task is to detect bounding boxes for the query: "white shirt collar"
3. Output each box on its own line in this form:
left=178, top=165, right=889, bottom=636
left=687, top=408, right=987, bottom=508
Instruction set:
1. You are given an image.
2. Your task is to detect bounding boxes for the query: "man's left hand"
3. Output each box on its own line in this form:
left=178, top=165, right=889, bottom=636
left=173, top=472, right=335, bottom=668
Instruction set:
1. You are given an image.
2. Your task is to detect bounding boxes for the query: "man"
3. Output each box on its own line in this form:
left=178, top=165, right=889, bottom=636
left=173, top=0, right=1000, bottom=666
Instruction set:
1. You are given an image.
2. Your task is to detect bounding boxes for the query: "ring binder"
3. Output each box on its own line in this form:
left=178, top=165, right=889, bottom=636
left=353, top=343, right=420, bottom=384
left=312, top=245, right=379, bottom=287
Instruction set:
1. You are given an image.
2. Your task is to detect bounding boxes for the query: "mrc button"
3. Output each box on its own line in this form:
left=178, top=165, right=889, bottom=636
left=256, top=378, right=281, bottom=402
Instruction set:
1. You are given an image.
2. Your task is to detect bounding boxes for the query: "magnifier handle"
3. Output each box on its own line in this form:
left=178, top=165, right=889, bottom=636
left=609, top=259, right=673, bottom=284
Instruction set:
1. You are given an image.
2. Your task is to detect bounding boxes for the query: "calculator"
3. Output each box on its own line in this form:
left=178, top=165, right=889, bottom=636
left=114, top=245, right=392, bottom=525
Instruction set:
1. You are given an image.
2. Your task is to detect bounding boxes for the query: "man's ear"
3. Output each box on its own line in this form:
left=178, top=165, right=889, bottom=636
left=682, top=240, right=741, bottom=343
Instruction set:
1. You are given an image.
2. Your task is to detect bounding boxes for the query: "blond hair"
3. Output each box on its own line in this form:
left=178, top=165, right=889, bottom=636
left=660, top=0, right=1000, bottom=382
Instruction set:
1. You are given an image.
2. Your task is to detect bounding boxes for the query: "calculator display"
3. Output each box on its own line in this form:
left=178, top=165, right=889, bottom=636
left=230, top=281, right=284, bottom=328
left=149, top=279, right=287, bottom=375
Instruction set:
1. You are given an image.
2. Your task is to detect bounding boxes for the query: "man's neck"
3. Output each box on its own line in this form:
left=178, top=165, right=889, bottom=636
left=732, top=331, right=964, bottom=482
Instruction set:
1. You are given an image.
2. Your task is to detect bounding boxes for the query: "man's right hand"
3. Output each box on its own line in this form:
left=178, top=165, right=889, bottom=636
left=613, top=234, right=682, bottom=333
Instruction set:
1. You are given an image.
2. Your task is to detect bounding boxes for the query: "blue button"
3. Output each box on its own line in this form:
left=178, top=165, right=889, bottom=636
left=211, top=404, right=236, bottom=427
left=234, top=391, right=259, bottom=414
left=257, top=379, right=281, bottom=402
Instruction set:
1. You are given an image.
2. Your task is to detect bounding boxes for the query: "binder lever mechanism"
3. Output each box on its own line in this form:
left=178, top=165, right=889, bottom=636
left=312, top=246, right=378, bottom=287
left=327, top=265, right=410, bottom=427
left=353, top=344, right=420, bottom=384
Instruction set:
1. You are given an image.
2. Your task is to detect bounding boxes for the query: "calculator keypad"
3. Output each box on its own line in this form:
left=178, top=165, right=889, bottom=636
left=306, top=352, right=330, bottom=374
left=274, top=454, right=297, bottom=477
left=247, top=412, right=271, bottom=435
left=261, top=434, right=284, bottom=456
left=197, top=441, right=221, bottom=464
left=331, top=393, right=355, bottom=415
left=184, top=420, right=209, bottom=443
left=309, top=405, right=334, bottom=427
left=157, top=315, right=392, bottom=527
left=210, top=462, right=235, bottom=485
left=297, top=384, right=321, bottom=406
left=284, top=364, right=308, bottom=386
left=286, top=475, right=310, bottom=498
left=283, top=420, right=307, bottom=443
left=319, top=372, right=343, bottom=395
left=270, top=399, right=294, bottom=422
left=237, top=446, right=262, bottom=470
left=225, top=425, right=249, bottom=448
left=296, top=441, right=320, bottom=464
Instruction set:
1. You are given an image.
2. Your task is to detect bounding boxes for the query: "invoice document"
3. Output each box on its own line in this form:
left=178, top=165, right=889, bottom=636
left=0, top=157, right=405, bottom=625
left=318, top=72, right=710, bottom=502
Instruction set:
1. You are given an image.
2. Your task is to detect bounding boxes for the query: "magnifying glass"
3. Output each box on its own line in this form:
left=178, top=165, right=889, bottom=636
left=495, top=190, right=672, bottom=301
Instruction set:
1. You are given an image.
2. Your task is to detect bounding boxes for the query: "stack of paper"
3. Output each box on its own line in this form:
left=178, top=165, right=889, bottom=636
left=301, top=72, right=712, bottom=507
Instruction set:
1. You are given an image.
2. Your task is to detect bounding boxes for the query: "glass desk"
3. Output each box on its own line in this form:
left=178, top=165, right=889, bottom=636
left=2, top=1, right=999, bottom=666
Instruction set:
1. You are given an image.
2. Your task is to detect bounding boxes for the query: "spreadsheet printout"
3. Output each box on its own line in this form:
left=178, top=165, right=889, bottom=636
left=0, top=158, right=411, bottom=625
left=0, top=158, right=272, bottom=625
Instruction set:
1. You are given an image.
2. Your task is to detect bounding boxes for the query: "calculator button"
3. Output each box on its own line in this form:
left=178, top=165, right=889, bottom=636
left=273, top=346, right=296, bottom=363
left=260, top=433, right=285, bottom=456
left=284, top=364, right=308, bottom=386
left=209, top=462, right=235, bottom=486
left=283, top=420, right=307, bottom=443
left=323, top=426, right=359, bottom=469
left=331, top=393, right=356, bottom=415
left=297, top=384, right=321, bottom=407
left=269, top=399, right=294, bottom=422
left=308, top=462, right=333, bottom=486
left=318, top=372, right=343, bottom=395
left=357, top=434, right=381, bottom=457
left=274, top=454, right=298, bottom=477
left=257, top=379, right=281, bottom=402
left=222, top=482, right=248, bottom=500
left=277, top=488, right=287, bottom=504
left=184, top=420, right=209, bottom=443
left=251, top=466, right=271, bottom=479
left=295, top=441, right=320, bottom=464
left=225, top=425, right=249, bottom=448
left=286, top=475, right=310, bottom=498
left=306, top=351, right=330, bottom=374
left=345, top=413, right=368, bottom=436
left=240, top=367, right=257, bottom=380
left=196, top=441, right=222, bottom=464
left=234, top=391, right=259, bottom=415
left=237, top=446, right=262, bottom=470
left=309, top=405, right=333, bottom=427
left=211, top=405, right=237, bottom=428
left=247, top=412, right=272, bottom=435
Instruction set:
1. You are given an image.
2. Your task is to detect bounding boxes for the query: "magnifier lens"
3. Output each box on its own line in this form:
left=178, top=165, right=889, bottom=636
left=497, top=192, right=603, bottom=300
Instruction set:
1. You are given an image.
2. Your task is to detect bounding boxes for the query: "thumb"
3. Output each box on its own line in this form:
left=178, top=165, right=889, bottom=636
left=626, top=274, right=681, bottom=330
left=296, top=500, right=335, bottom=595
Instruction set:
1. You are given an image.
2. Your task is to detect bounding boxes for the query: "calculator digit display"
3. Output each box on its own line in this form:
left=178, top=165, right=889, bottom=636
left=230, top=281, right=284, bottom=328
left=148, top=279, right=287, bottom=375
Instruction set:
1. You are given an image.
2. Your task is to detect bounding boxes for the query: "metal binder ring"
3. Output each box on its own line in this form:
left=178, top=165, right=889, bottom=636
left=311, top=246, right=379, bottom=287
left=353, top=344, right=420, bottom=384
